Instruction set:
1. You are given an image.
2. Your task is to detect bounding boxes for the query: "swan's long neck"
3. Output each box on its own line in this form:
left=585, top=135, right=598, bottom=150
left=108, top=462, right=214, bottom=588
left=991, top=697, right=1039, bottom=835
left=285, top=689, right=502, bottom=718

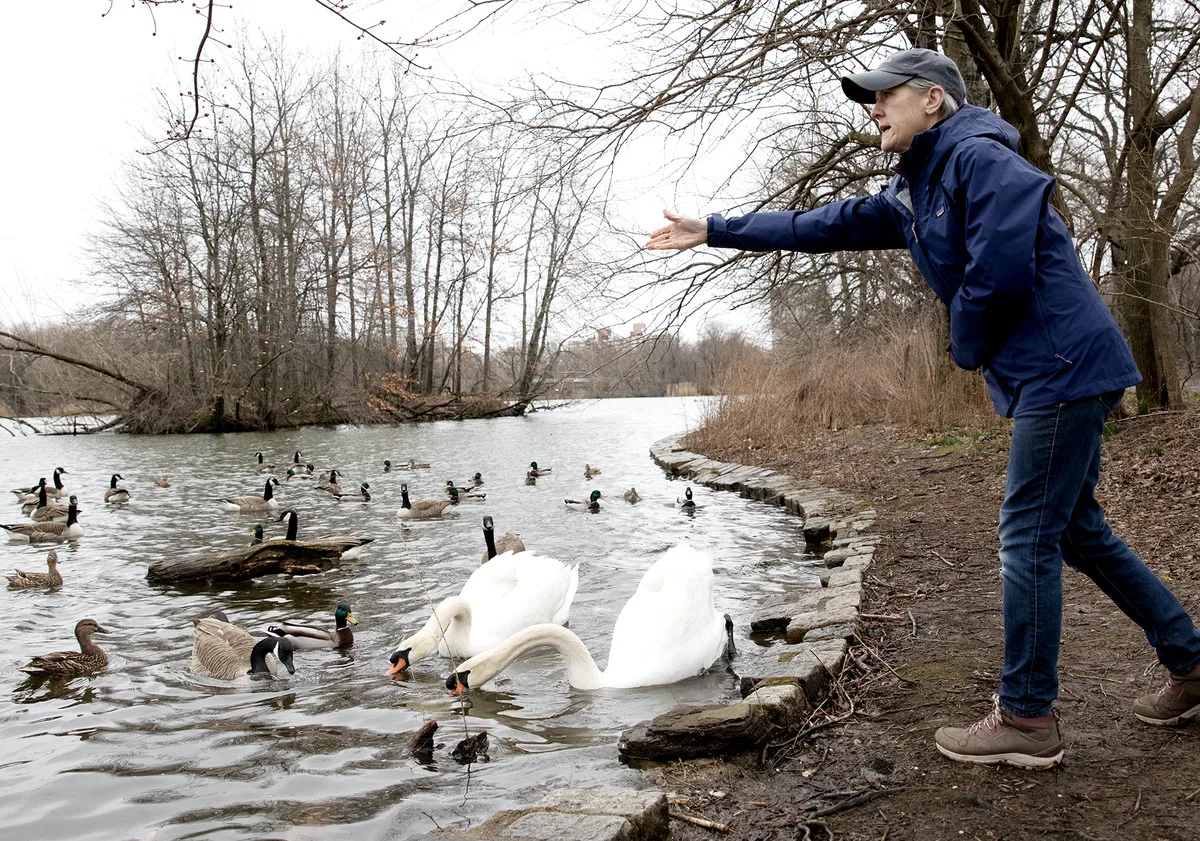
left=422, top=596, right=472, bottom=650
left=463, top=624, right=606, bottom=690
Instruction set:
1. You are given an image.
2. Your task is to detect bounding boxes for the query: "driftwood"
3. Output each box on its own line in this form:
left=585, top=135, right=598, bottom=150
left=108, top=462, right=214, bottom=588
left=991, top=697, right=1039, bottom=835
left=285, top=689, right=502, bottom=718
left=146, top=538, right=373, bottom=583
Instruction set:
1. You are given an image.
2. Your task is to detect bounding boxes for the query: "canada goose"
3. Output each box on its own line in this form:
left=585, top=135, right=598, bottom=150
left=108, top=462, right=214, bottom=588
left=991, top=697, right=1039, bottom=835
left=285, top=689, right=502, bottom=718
left=255, top=452, right=277, bottom=474
left=29, top=485, right=70, bottom=522
left=529, top=461, right=552, bottom=476
left=12, top=475, right=46, bottom=498
left=267, top=603, right=357, bottom=651
left=20, top=618, right=109, bottom=677
left=316, top=469, right=343, bottom=496
left=622, top=487, right=641, bottom=504
left=675, top=487, right=697, bottom=511
left=154, top=475, right=171, bottom=488
left=335, top=482, right=372, bottom=503
left=445, top=480, right=485, bottom=501
left=18, top=478, right=48, bottom=511
left=191, top=616, right=295, bottom=680
left=272, top=509, right=374, bottom=559
left=7, top=550, right=63, bottom=588
left=387, top=550, right=579, bottom=675
left=221, top=477, right=280, bottom=512
left=481, top=515, right=526, bottom=563
left=3, top=496, right=84, bottom=542
left=104, top=474, right=130, bottom=504
left=16, top=468, right=68, bottom=503
left=397, top=483, right=456, bottom=520
left=564, top=490, right=603, bottom=512
left=584, top=463, right=602, bottom=479
left=445, top=544, right=733, bottom=693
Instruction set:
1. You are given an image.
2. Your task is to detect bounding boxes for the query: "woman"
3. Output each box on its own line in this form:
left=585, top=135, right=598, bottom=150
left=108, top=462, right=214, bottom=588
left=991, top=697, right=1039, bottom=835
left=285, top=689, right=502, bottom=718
left=647, top=48, right=1200, bottom=769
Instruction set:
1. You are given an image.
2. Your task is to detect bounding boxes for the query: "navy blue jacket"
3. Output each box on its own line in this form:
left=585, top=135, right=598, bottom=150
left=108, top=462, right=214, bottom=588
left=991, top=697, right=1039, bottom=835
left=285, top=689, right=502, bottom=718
left=707, top=104, right=1140, bottom=417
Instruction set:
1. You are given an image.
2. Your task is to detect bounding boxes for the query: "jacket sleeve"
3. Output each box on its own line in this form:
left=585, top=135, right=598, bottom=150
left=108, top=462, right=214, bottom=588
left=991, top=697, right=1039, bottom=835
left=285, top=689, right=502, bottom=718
left=948, top=139, right=1055, bottom=371
left=707, top=192, right=906, bottom=253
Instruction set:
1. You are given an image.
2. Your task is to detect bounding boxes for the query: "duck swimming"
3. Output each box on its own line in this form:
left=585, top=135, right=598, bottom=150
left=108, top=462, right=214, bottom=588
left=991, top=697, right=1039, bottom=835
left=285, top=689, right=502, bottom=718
left=20, top=618, right=109, bottom=677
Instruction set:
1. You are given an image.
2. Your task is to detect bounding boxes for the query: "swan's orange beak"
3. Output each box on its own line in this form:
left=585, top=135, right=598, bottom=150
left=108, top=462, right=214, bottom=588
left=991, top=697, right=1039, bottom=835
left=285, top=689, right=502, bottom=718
left=448, top=682, right=465, bottom=697
left=386, top=658, right=408, bottom=677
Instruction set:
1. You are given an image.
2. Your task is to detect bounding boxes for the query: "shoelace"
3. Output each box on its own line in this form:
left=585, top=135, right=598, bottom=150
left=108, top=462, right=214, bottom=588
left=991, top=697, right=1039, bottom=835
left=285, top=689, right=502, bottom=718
left=966, top=696, right=1003, bottom=735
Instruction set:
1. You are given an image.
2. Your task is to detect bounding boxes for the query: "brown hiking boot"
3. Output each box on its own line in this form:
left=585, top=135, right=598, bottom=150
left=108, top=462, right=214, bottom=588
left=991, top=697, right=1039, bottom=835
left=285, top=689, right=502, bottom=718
left=935, top=697, right=1064, bottom=769
left=1133, top=674, right=1200, bottom=726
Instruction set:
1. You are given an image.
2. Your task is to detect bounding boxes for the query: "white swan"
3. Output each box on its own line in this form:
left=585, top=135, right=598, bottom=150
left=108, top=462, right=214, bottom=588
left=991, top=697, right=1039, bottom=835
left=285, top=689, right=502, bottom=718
left=386, top=550, right=580, bottom=675
left=445, top=543, right=734, bottom=692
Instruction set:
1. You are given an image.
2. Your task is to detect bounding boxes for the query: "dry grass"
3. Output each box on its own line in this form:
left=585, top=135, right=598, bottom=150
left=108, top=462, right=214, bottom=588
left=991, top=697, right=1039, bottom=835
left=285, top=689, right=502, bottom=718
left=690, top=313, right=995, bottom=455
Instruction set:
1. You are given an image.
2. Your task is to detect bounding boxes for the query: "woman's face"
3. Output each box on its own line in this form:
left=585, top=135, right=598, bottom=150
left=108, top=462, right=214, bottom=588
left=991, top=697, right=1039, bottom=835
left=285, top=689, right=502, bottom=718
left=870, top=84, right=942, bottom=153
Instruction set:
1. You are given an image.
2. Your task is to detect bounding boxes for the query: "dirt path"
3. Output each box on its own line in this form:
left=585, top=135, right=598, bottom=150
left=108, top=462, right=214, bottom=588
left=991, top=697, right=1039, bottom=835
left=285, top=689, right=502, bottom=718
left=658, top=408, right=1200, bottom=841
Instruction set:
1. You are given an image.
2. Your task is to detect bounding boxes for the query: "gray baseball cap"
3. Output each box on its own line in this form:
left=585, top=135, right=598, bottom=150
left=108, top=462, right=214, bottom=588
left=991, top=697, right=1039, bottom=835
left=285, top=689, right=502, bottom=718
left=841, top=48, right=967, bottom=106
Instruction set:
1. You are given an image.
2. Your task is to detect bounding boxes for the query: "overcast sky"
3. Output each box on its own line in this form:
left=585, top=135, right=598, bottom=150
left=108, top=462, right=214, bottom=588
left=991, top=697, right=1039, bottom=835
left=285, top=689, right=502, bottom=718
left=0, top=1, right=756, bottom=336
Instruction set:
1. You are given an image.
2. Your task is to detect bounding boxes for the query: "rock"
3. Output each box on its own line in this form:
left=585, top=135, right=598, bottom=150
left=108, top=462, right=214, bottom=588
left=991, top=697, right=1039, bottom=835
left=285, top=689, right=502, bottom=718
left=409, top=720, right=438, bottom=758
left=618, top=701, right=776, bottom=761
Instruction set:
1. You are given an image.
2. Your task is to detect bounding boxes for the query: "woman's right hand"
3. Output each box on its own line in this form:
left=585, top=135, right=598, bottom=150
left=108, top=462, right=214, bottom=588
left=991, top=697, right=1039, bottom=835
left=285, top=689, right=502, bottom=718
left=645, top=209, right=707, bottom=250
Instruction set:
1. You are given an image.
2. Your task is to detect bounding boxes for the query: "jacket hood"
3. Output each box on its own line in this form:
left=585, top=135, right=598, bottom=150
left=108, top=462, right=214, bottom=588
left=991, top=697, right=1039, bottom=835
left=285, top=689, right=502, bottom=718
left=901, top=104, right=1020, bottom=169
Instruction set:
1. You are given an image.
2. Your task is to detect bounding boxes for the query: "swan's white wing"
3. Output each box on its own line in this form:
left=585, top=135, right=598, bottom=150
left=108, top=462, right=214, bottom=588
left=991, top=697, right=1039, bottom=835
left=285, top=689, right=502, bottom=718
left=604, top=544, right=726, bottom=688
left=455, top=551, right=579, bottom=654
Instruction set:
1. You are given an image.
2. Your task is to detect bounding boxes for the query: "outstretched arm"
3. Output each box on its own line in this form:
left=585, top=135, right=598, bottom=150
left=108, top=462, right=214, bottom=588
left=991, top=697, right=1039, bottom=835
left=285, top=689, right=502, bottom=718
left=645, top=209, right=707, bottom=250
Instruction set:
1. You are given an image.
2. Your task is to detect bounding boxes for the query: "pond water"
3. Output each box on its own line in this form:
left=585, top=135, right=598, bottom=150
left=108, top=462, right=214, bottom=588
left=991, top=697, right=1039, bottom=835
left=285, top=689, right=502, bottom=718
left=0, top=397, right=822, bottom=841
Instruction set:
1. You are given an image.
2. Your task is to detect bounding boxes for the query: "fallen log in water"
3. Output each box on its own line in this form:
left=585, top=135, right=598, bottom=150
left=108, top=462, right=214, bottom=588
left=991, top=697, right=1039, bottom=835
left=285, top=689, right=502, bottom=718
left=146, top=538, right=373, bottom=583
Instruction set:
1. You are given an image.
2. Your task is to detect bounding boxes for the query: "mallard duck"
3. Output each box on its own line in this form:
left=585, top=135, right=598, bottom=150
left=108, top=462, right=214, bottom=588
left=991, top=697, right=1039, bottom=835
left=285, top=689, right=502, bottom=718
left=286, top=462, right=315, bottom=480
left=20, top=618, right=109, bottom=676
left=154, top=475, right=171, bottom=488
left=529, top=461, right=552, bottom=476
left=267, top=603, right=357, bottom=650
left=445, top=480, right=485, bottom=501
left=565, top=490, right=603, bottom=512
left=3, top=497, right=84, bottom=542
left=445, top=543, right=733, bottom=693
left=470, top=472, right=484, bottom=486
left=7, top=550, right=63, bottom=588
left=584, top=463, right=602, bottom=479
left=255, top=452, right=277, bottom=474
left=335, top=482, right=372, bottom=503
left=387, top=550, right=579, bottom=675
left=221, top=477, right=280, bottom=512
left=251, top=524, right=264, bottom=544
left=675, top=487, right=697, bottom=511
left=623, top=487, right=641, bottom=503
left=524, top=470, right=538, bottom=486
left=397, top=483, right=456, bottom=520
left=191, top=616, right=295, bottom=680
left=481, top=515, right=526, bottom=563
left=104, top=474, right=130, bottom=504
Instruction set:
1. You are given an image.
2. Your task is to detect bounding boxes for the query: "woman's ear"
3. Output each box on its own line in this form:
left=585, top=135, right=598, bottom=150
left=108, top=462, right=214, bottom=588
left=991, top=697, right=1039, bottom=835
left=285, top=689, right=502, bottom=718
left=926, top=86, right=945, bottom=115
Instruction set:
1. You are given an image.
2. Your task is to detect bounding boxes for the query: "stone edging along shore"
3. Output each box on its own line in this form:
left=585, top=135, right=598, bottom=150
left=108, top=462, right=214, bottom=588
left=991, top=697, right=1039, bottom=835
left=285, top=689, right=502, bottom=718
left=430, top=433, right=878, bottom=841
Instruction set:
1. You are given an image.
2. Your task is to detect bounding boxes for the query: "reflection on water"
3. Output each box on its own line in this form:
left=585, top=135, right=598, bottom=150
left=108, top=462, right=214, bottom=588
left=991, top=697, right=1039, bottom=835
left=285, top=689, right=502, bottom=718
left=0, top=398, right=821, bottom=840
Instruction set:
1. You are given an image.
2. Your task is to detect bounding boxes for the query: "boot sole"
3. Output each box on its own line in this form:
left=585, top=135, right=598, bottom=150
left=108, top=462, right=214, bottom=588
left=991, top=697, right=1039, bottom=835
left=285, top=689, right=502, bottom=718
left=1133, top=703, right=1200, bottom=727
left=936, top=743, right=1064, bottom=770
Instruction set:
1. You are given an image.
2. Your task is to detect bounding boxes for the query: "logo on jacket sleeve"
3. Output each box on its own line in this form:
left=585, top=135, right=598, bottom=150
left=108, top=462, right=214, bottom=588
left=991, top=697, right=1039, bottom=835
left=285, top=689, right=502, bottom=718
left=935, top=205, right=946, bottom=218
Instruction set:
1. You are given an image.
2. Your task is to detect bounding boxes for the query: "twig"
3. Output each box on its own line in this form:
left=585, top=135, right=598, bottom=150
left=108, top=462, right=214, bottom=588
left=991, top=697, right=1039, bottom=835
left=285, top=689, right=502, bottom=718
left=908, top=610, right=917, bottom=638
left=669, top=812, right=730, bottom=832
left=931, top=550, right=956, bottom=567
left=808, top=787, right=908, bottom=818
left=860, top=612, right=907, bottom=621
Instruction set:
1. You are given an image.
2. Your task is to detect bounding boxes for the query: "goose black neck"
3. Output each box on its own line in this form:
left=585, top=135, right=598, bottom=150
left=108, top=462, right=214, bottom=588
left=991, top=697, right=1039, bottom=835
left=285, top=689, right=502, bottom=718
left=285, top=512, right=298, bottom=541
left=263, top=480, right=275, bottom=501
left=53, top=471, right=65, bottom=490
left=483, top=519, right=497, bottom=558
left=401, top=486, right=411, bottom=509
left=248, top=637, right=277, bottom=675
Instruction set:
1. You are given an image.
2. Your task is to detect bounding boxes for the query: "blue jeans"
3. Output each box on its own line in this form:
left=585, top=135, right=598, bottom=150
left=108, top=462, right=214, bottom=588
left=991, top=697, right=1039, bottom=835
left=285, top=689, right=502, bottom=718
left=999, top=390, right=1200, bottom=717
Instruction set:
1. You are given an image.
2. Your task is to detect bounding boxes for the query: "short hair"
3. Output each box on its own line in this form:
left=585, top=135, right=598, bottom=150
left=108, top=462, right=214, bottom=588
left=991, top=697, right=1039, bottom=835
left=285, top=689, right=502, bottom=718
left=906, top=77, right=961, bottom=120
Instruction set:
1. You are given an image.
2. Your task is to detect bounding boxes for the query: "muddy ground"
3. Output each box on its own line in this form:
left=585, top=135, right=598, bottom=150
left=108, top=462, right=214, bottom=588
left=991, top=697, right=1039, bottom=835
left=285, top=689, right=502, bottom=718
left=655, top=407, right=1200, bottom=841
